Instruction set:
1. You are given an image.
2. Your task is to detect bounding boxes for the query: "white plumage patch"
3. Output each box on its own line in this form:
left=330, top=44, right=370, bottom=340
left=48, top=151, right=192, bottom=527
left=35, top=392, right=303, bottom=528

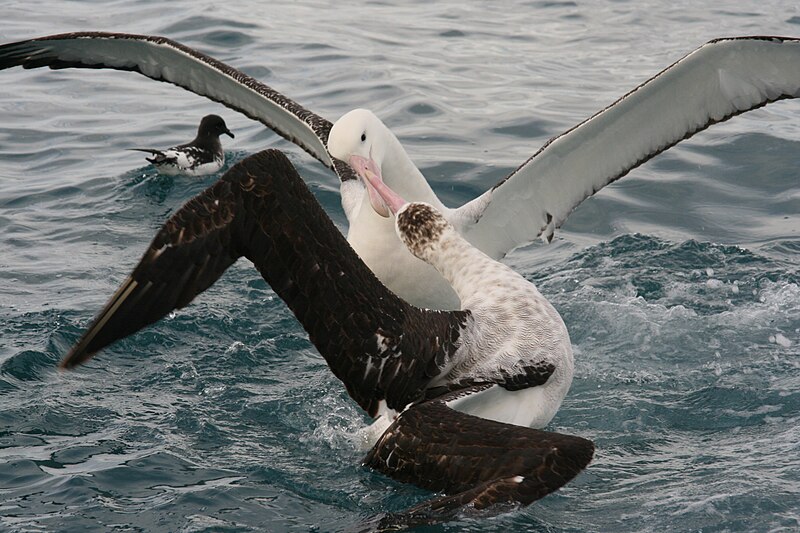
left=413, top=208, right=574, bottom=429
left=152, top=148, right=223, bottom=177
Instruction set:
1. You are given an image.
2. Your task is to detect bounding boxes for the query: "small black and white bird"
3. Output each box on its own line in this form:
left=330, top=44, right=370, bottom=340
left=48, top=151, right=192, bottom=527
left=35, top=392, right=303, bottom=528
left=131, top=114, right=234, bottom=176
left=58, top=149, right=592, bottom=530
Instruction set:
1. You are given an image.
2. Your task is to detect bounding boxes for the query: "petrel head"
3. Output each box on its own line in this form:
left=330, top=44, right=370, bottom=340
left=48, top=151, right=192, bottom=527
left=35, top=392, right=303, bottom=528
left=198, top=114, right=234, bottom=140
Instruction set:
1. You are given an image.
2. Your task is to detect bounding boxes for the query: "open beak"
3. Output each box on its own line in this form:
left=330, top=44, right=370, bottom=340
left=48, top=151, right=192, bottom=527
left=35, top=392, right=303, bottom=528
left=349, top=155, right=406, bottom=216
left=349, top=154, right=406, bottom=216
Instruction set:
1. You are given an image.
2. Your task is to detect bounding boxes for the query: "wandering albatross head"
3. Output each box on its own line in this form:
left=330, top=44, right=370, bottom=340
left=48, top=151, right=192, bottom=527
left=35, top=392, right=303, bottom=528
left=328, top=108, right=462, bottom=310
left=328, top=108, right=447, bottom=217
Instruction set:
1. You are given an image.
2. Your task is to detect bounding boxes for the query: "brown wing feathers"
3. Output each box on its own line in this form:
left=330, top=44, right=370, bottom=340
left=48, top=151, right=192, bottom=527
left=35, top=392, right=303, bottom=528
left=61, top=150, right=467, bottom=416
left=230, top=151, right=469, bottom=415
left=365, top=386, right=594, bottom=528
left=61, top=179, right=241, bottom=368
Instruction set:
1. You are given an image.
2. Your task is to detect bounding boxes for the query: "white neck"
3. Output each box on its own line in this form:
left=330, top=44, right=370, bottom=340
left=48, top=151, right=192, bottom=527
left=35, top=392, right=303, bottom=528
left=380, top=132, right=448, bottom=212
left=420, top=227, right=508, bottom=305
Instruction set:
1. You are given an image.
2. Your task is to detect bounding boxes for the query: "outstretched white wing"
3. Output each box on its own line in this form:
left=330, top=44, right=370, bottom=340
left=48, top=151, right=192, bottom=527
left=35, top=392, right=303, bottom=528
left=459, top=37, right=800, bottom=259
left=3, top=33, right=799, bottom=254
left=0, top=31, right=357, bottom=182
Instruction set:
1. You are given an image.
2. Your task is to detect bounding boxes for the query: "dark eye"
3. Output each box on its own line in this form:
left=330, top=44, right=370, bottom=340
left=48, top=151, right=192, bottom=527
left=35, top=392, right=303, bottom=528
left=360, top=132, right=367, bottom=142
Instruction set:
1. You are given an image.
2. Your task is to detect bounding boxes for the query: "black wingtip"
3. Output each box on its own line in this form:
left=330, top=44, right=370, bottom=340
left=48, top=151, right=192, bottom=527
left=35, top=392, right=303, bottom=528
left=127, top=148, right=160, bottom=155
left=59, top=331, right=100, bottom=370
left=565, top=434, right=595, bottom=471
left=59, top=309, right=117, bottom=370
left=59, top=349, right=90, bottom=370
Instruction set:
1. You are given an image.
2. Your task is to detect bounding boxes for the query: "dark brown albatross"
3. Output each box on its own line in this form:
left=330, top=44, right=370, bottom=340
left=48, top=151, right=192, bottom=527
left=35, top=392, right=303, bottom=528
left=60, top=149, right=592, bottom=529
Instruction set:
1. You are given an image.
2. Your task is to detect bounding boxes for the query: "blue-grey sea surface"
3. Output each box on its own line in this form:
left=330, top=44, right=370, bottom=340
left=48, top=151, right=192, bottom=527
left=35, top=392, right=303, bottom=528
left=1, top=1, right=799, bottom=531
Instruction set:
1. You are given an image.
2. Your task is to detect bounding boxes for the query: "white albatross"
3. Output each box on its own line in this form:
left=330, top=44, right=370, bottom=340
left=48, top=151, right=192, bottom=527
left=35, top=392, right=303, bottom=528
left=1, top=34, right=800, bottom=308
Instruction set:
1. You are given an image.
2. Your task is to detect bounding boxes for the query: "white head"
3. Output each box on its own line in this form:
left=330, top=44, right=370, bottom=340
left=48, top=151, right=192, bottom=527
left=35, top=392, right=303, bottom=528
left=328, top=109, right=389, bottom=169
left=328, top=109, right=396, bottom=217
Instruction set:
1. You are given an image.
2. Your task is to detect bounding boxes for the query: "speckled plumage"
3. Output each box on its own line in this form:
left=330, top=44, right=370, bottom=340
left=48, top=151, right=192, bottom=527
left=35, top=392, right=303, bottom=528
left=391, top=202, right=575, bottom=429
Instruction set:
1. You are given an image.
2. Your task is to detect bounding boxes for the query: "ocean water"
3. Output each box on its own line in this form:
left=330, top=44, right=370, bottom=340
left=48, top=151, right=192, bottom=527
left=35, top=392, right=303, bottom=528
left=1, top=1, right=799, bottom=531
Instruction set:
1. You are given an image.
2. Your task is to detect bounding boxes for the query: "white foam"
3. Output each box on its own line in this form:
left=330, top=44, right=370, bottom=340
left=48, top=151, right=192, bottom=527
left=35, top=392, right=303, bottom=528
left=769, top=333, right=793, bottom=348
left=224, top=341, right=245, bottom=354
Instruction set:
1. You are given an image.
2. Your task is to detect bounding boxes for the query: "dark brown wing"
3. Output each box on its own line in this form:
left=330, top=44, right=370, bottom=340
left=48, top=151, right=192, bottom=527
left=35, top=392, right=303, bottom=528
left=61, top=177, right=241, bottom=368
left=0, top=32, right=357, bottom=182
left=423, top=361, right=556, bottom=400
left=364, top=385, right=594, bottom=529
left=62, top=149, right=468, bottom=416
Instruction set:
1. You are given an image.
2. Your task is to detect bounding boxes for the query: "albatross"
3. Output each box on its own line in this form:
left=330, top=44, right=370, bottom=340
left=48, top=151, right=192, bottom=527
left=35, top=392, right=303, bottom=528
left=2, top=33, right=800, bottom=308
left=59, top=149, right=593, bottom=529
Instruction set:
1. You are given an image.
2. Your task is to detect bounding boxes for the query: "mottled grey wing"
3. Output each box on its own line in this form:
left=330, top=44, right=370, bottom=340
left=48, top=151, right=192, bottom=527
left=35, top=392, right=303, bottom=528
left=364, top=385, right=594, bottom=529
left=62, top=149, right=467, bottom=418
left=0, top=32, right=357, bottom=182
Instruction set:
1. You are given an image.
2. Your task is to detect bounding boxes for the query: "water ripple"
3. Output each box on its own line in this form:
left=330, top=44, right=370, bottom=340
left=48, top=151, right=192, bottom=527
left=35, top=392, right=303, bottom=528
left=2, top=1, right=800, bottom=531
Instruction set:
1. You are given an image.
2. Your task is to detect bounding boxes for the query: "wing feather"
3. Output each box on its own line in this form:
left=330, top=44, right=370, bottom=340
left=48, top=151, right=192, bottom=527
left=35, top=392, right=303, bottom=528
left=459, top=36, right=800, bottom=258
left=0, top=32, right=357, bottom=182
left=62, top=150, right=467, bottom=417
left=364, top=385, right=593, bottom=529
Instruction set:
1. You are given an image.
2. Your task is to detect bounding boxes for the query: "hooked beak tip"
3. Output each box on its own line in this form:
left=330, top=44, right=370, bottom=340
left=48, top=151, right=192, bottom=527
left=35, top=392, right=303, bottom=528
left=348, top=155, right=393, bottom=217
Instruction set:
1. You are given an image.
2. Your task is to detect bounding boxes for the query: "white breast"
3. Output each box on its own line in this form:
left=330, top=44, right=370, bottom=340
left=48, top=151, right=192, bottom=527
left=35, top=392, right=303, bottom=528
left=424, top=229, right=574, bottom=428
left=446, top=385, right=559, bottom=428
left=347, top=194, right=461, bottom=310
